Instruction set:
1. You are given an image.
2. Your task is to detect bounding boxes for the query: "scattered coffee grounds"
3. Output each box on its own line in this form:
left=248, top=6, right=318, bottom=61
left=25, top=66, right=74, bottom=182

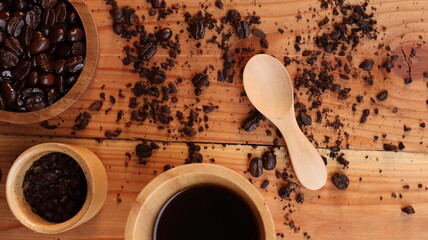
left=401, top=205, right=415, bottom=215
left=249, top=157, right=263, bottom=178
left=22, top=152, right=87, bottom=222
left=40, top=120, right=57, bottom=129
left=185, top=142, right=202, bottom=164
left=0, top=0, right=86, bottom=112
left=331, top=172, right=350, bottom=190
left=154, top=185, right=259, bottom=240
left=296, top=193, right=304, bottom=204
left=136, top=143, right=153, bottom=158
left=278, top=181, right=297, bottom=199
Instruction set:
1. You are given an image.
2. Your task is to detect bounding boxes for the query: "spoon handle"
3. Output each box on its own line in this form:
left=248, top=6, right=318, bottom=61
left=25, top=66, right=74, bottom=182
left=275, top=116, right=327, bottom=190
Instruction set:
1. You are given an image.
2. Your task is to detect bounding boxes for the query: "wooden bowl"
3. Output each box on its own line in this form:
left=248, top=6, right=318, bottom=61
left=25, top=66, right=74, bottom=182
left=0, top=0, right=99, bottom=124
left=5, top=143, right=108, bottom=234
left=125, top=164, right=275, bottom=240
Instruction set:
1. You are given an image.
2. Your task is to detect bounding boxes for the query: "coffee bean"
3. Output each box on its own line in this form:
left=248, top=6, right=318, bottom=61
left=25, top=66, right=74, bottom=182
left=25, top=8, right=41, bottom=29
left=139, top=42, right=157, bottom=61
left=53, top=58, right=66, bottom=75
left=0, top=31, right=6, bottom=44
left=65, top=56, right=84, bottom=73
left=0, top=12, right=11, bottom=31
left=39, top=0, right=57, bottom=9
left=26, top=71, right=38, bottom=87
left=215, top=0, right=224, bottom=9
left=20, top=25, right=32, bottom=47
left=262, top=151, right=276, bottom=170
left=38, top=73, right=55, bottom=86
left=260, top=38, right=268, bottom=48
left=55, top=75, right=65, bottom=93
left=150, top=0, right=161, bottom=8
left=4, top=36, right=22, bottom=56
left=71, top=41, right=85, bottom=56
left=36, top=53, right=53, bottom=72
left=41, top=8, right=56, bottom=27
left=66, top=10, right=78, bottom=25
left=54, top=3, right=67, bottom=23
left=0, top=70, right=13, bottom=80
left=149, top=70, right=166, bottom=84
left=12, top=0, right=29, bottom=12
left=235, top=21, right=250, bottom=39
left=66, top=27, right=84, bottom=42
left=17, top=88, right=46, bottom=111
left=111, top=6, right=123, bottom=20
left=249, top=157, right=263, bottom=178
left=0, top=95, right=6, bottom=110
left=376, top=90, right=388, bottom=101
left=190, top=20, right=205, bottom=40
left=252, top=28, right=266, bottom=38
left=0, top=82, right=17, bottom=105
left=156, top=28, right=172, bottom=41
left=331, top=172, right=349, bottom=190
left=30, top=37, right=50, bottom=54
left=65, top=74, right=78, bottom=85
left=46, top=88, right=58, bottom=104
left=12, top=60, right=31, bottom=81
left=49, top=27, right=65, bottom=43
left=55, top=42, right=71, bottom=57
left=136, top=143, right=152, bottom=158
left=7, top=16, right=24, bottom=37
left=242, top=111, right=262, bottom=132
left=1, top=50, right=19, bottom=69
left=359, top=59, right=374, bottom=71
left=192, top=73, right=209, bottom=88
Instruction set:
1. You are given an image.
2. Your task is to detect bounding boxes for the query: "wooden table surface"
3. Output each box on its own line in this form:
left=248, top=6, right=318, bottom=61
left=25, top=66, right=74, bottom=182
left=0, top=0, right=427, bottom=239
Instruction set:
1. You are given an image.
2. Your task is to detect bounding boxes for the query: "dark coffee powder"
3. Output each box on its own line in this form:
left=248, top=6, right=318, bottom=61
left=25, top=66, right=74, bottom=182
left=154, top=185, right=260, bottom=240
left=22, top=152, right=87, bottom=223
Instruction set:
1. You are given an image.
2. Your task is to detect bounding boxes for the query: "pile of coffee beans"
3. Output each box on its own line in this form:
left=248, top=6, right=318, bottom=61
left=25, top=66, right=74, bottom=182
left=0, top=0, right=86, bottom=112
left=22, top=152, right=87, bottom=223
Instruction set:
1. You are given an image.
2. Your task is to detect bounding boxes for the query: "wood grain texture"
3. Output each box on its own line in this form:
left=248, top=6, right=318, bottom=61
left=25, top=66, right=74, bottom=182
left=0, top=0, right=100, bottom=124
left=0, top=0, right=425, bottom=152
left=0, top=135, right=427, bottom=239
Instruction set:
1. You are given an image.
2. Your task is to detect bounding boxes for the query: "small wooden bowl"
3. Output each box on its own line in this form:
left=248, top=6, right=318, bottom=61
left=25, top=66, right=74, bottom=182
left=6, top=143, right=108, bottom=234
left=125, top=164, right=275, bottom=240
left=0, top=0, right=99, bottom=124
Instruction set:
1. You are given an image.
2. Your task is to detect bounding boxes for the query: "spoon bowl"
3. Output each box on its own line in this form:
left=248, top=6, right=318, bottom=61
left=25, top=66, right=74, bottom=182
left=244, top=54, right=327, bottom=190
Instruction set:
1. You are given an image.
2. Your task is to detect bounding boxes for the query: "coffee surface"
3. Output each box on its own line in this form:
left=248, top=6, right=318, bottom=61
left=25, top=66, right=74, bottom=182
left=154, top=185, right=260, bottom=240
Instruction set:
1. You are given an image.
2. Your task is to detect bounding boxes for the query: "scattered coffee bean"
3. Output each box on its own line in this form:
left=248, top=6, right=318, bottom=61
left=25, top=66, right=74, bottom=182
left=260, top=180, right=269, bottom=189
left=235, top=20, right=250, bottom=39
left=262, top=151, right=276, bottom=170
left=89, top=100, right=103, bottom=111
left=249, top=157, right=263, bottom=177
left=215, top=0, right=224, bottom=10
left=331, top=172, right=349, bottom=190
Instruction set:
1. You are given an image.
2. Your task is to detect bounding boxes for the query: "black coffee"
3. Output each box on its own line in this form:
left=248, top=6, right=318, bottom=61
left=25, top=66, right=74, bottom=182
left=154, top=185, right=260, bottom=240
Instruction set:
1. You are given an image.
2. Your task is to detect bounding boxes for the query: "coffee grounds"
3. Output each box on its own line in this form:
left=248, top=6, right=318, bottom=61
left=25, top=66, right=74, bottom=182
left=22, top=152, right=87, bottom=223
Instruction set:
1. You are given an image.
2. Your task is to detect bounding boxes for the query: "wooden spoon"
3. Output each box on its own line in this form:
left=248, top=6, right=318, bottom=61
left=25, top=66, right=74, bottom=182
left=243, top=54, right=327, bottom=190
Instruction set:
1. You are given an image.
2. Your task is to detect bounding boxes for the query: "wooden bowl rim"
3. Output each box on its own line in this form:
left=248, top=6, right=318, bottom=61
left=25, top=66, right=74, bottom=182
left=0, top=0, right=99, bottom=124
left=125, top=164, right=275, bottom=240
left=5, top=143, right=102, bottom=234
